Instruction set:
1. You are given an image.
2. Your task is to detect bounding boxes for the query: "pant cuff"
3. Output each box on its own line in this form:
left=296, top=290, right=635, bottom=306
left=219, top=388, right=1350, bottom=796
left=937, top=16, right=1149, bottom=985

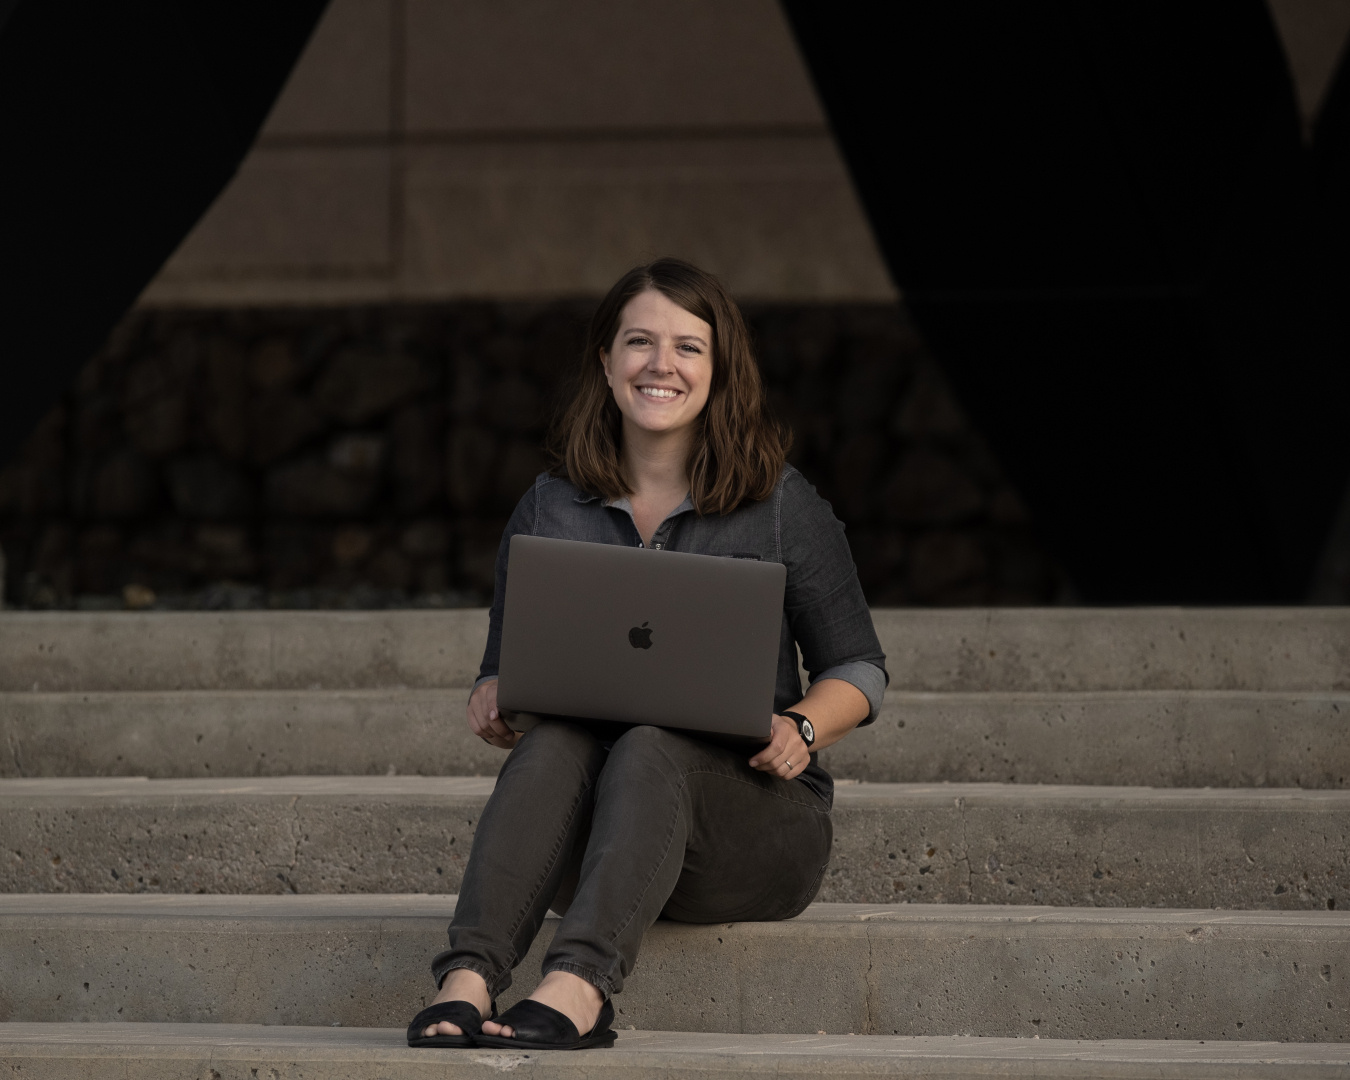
left=431, top=959, right=511, bottom=999
left=542, top=959, right=618, bottom=999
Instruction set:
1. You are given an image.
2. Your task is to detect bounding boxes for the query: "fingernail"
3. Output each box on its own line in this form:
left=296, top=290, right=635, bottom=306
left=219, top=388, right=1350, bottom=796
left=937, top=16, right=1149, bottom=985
left=489, top=709, right=497, bottom=719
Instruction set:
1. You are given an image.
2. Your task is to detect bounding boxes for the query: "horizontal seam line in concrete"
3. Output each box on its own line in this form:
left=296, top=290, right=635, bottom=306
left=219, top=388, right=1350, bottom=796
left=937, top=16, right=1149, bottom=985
left=1, top=1024, right=1348, bottom=1057
left=255, top=123, right=835, bottom=149
left=2, top=777, right=1346, bottom=804
left=2, top=897, right=1348, bottom=925
left=2, top=1024, right=1348, bottom=1059
left=5, top=688, right=1348, bottom=700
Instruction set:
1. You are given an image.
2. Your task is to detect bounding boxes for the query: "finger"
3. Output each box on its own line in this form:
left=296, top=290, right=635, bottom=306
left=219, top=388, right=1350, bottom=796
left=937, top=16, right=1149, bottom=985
left=470, top=713, right=514, bottom=748
left=483, top=713, right=516, bottom=741
left=468, top=709, right=491, bottom=739
left=778, top=754, right=805, bottom=780
left=757, top=735, right=806, bottom=774
left=749, top=735, right=787, bottom=768
left=751, top=731, right=790, bottom=766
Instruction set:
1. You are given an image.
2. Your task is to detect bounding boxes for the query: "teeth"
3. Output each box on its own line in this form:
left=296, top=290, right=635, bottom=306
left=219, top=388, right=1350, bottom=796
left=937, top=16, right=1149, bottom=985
left=640, top=388, right=678, bottom=399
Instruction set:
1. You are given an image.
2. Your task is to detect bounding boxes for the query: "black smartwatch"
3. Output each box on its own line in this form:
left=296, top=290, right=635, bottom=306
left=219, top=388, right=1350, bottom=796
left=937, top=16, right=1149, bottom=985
left=781, top=710, right=815, bottom=748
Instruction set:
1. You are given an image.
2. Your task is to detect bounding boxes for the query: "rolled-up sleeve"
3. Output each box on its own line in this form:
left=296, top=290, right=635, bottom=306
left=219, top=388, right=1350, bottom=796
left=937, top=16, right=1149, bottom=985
left=812, top=659, right=887, bottom=721
left=779, top=470, right=888, bottom=724
left=473, top=481, right=538, bottom=696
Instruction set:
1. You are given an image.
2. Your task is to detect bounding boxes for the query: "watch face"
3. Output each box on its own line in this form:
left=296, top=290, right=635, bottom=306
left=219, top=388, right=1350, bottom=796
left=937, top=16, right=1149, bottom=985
left=801, top=718, right=815, bottom=744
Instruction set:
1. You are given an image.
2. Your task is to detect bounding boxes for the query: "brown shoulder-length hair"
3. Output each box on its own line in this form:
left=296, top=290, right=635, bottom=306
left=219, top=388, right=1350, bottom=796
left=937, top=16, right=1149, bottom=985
left=547, top=257, right=790, bottom=515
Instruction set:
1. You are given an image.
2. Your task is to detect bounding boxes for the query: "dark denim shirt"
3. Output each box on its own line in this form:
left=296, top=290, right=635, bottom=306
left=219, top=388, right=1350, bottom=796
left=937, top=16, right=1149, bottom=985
left=477, top=465, right=888, bottom=806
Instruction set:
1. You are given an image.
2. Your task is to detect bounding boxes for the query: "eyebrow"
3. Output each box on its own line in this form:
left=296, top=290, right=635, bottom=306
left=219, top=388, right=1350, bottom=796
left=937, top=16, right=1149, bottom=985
left=622, top=326, right=709, bottom=347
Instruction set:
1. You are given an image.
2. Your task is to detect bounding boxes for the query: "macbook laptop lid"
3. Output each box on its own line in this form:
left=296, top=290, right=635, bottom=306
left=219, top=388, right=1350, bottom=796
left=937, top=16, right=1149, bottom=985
left=497, top=535, right=786, bottom=740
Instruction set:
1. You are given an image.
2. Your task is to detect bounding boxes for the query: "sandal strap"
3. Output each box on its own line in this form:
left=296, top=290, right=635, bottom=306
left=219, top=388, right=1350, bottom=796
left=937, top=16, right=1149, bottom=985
left=492, top=999, right=579, bottom=1043
left=493, top=997, right=615, bottom=1044
left=406, top=999, right=488, bottom=1038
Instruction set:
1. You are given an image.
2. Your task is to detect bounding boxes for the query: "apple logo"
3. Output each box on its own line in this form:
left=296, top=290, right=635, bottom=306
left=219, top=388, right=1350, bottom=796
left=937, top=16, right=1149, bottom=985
left=628, top=621, right=654, bottom=649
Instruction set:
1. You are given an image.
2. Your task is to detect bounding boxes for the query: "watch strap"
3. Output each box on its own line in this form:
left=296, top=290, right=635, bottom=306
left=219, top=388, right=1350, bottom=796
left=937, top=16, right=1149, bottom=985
left=781, top=710, right=815, bottom=747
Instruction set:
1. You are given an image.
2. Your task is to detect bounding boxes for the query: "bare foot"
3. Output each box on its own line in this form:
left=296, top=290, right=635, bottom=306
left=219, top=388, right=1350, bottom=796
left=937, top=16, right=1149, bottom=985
left=480, top=970, right=603, bottom=1040
left=423, top=968, right=493, bottom=1038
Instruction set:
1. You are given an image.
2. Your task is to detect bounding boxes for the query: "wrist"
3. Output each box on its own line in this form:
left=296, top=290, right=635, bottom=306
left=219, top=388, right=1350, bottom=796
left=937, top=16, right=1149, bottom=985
left=780, top=709, right=815, bottom=749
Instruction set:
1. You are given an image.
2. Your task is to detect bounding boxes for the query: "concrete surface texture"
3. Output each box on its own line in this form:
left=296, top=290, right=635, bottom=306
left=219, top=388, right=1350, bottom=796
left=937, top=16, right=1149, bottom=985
left=2, top=896, right=1348, bottom=1041
left=4, top=688, right=1348, bottom=788
left=127, top=0, right=1349, bottom=309
left=139, top=0, right=892, bottom=306
left=0, top=610, right=488, bottom=692
left=828, top=691, right=1350, bottom=787
left=2, top=605, right=1349, bottom=1062
left=0, top=776, right=1344, bottom=909
left=4, top=1026, right=1349, bottom=1080
left=4, top=608, right=1348, bottom=692
left=868, top=609, right=1350, bottom=692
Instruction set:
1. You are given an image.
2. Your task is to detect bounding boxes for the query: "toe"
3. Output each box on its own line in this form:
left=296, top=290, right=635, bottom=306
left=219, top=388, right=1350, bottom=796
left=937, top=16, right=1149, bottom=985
left=426, top=1021, right=462, bottom=1037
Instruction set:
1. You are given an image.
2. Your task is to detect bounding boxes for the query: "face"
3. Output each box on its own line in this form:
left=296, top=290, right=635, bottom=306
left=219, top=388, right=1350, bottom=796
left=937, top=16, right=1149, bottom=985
left=601, top=289, right=714, bottom=439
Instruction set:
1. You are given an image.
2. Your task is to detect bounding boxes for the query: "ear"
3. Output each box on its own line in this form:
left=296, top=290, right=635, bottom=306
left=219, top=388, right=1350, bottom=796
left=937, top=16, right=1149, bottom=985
left=599, top=349, right=612, bottom=387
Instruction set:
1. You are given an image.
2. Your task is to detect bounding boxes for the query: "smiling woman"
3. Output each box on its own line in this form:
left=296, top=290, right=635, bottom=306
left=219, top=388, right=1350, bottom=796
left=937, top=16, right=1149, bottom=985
left=553, top=259, right=791, bottom=532
left=407, top=258, right=887, bottom=1053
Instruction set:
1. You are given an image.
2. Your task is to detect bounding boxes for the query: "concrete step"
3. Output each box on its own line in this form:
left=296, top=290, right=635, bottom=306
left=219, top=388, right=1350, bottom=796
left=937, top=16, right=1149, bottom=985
left=0, top=610, right=486, bottom=692
left=4, top=688, right=1347, bottom=788
left=1, top=777, right=1343, bottom=908
left=4, top=608, right=1348, bottom=693
left=2, top=896, right=1347, bottom=1040
left=3, top=1026, right=1350, bottom=1080
left=836, top=690, right=1350, bottom=787
left=0, top=689, right=503, bottom=780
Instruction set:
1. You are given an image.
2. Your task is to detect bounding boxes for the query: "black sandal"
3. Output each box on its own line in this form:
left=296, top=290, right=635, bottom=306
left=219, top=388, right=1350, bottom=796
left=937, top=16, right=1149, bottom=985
left=473, top=997, right=616, bottom=1051
left=406, top=999, right=496, bottom=1048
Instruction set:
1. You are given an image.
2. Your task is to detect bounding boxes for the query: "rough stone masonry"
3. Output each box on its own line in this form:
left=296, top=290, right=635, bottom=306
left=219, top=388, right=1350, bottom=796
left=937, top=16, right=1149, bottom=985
left=0, top=302, right=1062, bottom=610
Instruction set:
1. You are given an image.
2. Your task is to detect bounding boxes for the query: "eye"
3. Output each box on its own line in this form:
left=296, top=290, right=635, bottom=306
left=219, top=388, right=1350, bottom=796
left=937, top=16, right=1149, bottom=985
left=678, top=343, right=702, bottom=354
left=626, top=336, right=650, bottom=346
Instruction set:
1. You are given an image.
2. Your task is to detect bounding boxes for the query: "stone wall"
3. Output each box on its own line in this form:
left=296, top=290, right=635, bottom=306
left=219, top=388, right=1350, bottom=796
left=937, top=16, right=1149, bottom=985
left=0, top=303, right=1064, bottom=609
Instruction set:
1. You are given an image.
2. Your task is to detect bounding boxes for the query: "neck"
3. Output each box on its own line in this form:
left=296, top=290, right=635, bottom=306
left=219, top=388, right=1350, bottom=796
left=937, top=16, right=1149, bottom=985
left=620, top=420, right=693, bottom=499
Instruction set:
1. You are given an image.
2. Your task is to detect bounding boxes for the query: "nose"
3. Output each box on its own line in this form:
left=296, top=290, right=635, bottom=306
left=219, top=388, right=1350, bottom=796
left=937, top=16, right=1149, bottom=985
left=647, top=342, right=676, bottom=374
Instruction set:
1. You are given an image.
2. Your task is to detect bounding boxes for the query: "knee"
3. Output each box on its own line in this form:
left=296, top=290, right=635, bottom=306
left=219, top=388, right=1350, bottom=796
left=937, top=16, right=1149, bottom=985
left=513, top=720, right=605, bottom=773
left=606, top=724, right=690, bottom=774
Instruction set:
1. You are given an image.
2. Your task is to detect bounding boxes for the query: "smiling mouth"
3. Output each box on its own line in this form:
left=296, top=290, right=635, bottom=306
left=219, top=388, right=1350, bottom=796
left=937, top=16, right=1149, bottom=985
left=639, top=387, right=681, bottom=399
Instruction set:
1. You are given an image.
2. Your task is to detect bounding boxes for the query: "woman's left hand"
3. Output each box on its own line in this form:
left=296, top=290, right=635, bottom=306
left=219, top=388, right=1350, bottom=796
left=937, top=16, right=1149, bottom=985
left=749, top=714, right=810, bottom=781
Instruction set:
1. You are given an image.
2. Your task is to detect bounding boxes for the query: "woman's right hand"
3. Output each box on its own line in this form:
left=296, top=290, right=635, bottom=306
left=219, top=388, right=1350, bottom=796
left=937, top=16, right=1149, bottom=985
left=468, top=679, right=520, bottom=750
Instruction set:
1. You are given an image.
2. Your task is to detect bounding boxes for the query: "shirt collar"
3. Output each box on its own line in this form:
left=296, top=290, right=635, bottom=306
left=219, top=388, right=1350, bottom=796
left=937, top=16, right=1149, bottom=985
left=576, top=489, right=695, bottom=519
left=603, top=492, right=695, bottom=515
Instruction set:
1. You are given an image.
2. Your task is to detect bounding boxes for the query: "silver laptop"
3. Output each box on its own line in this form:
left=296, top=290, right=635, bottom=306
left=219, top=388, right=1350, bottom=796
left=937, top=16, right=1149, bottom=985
left=497, top=535, right=786, bottom=740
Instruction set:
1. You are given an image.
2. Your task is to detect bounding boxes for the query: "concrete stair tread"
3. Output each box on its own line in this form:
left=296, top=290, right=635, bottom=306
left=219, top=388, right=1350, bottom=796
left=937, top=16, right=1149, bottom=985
left=2, top=773, right=1346, bottom=805
left=5, top=608, right=1349, bottom=692
left=2, top=776, right=1343, bottom=907
left=2, top=1024, right=1349, bottom=1078
left=5, top=687, right=1348, bottom=787
left=4, top=897, right=1346, bottom=1038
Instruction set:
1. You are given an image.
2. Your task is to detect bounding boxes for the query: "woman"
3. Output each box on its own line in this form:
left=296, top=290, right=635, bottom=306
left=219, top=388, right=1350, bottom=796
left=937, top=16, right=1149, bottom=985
left=407, top=258, right=887, bottom=1051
